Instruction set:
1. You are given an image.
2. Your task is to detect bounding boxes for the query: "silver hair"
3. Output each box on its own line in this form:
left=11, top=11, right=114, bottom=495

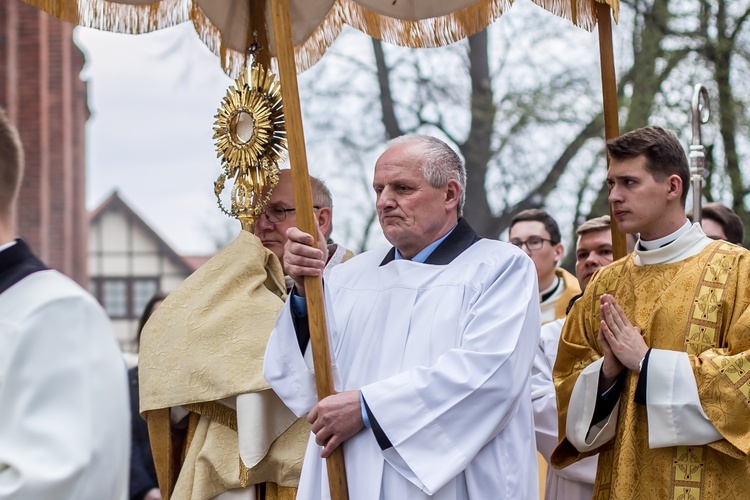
left=310, top=175, right=332, bottom=209
left=386, top=134, right=466, bottom=217
left=310, top=175, right=333, bottom=239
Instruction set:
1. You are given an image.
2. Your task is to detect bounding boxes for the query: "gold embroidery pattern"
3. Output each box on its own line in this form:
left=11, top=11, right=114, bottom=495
left=671, top=243, right=737, bottom=498
left=594, top=260, right=627, bottom=298
left=593, top=444, right=614, bottom=499
left=592, top=258, right=629, bottom=323
left=672, top=446, right=705, bottom=500
left=703, top=349, right=750, bottom=405
left=684, top=245, right=737, bottom=356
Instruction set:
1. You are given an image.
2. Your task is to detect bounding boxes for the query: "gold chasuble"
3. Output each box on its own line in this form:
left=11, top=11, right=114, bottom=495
left=139, top=231, right=305, bottom=500
left=552, top=240, right=750, bottom=500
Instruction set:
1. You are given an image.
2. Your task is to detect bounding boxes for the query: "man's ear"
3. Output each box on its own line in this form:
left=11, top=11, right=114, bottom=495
left=553, top=242, right=564, bottom=264
left=445, top=179, right=461, bottom=212
left=666, top=174, right=683, bottom=202
left=317, top=207, right=333, bottom=240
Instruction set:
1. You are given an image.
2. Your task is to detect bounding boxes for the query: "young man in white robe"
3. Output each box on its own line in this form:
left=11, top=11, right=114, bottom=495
left=264, top=134, right=540, bottom=499
left=532, top=215, right=614, bottom=500
left=0, top=109, right=130, bottom=498
left=509, top=209, right=581, bottom=324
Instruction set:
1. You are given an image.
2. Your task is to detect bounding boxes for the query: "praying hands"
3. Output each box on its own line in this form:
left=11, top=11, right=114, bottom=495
left=597, top=294, right=649, bottom=386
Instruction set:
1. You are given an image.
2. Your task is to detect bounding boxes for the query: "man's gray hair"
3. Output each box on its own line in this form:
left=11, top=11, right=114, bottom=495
left=310, top=175, right=333, bottom=239
left=310, top=175, right=332, bottom=209
left=386, top=134, right=466, bottom=217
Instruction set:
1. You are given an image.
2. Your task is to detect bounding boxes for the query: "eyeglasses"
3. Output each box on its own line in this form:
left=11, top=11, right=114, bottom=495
left=509, top=237, right=557, bottom=252
left=262, top=206, right=320, bottom=223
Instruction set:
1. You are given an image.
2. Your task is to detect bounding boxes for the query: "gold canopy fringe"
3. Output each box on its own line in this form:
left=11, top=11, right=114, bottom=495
left=291, top=0, right=619, bottom=74
left=291, top=0, right=513, bottom=73
left=22, top=0, right=619, bottom=77
left=23, top=0, right=193, bottom=35
left=527, top=0, right=619, bottom=30
left=190, top=3, right=249, bottom=81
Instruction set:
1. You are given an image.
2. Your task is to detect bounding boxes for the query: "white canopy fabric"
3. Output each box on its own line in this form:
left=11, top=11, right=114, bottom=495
left=24, top=0, right=618, bottom=76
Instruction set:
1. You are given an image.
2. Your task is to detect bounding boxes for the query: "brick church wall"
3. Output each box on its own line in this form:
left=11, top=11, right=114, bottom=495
left=0, top=0, right=89, bottom=285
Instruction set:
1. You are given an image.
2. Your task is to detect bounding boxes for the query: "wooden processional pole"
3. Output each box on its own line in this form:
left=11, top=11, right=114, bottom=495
left=595, top=1, right=627, bottom=260
left=268, top=1, right=349, bottom=499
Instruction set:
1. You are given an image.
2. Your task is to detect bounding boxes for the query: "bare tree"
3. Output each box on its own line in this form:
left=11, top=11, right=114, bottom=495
left=300, top=0, right=750, bottom=255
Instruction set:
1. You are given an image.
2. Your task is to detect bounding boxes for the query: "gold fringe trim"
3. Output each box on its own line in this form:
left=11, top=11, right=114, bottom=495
left=190, top=3, right=249, bottom=82
left=23, top=0, right=618, bottom=78
left=291, top=0, right=619, bottom=74
left=292, top=0, right=513, bottom=74
left=239, top=454, right=251, bottom=487
left=183, top=402, right=238, bottom=432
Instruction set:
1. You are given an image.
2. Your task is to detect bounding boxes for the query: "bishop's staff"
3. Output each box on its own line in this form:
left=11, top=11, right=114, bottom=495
left=690, top=84, right=710, bottom=225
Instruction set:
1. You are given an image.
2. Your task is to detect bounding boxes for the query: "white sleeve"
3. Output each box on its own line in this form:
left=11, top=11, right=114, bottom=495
left=532, top=336, right=559, bottom=462
left=0, top=296, right=129, bottom=499
left=645, top=349, right=722, bottom=448
left=566, top=358, right=620, bottom=452
left=534, top=324, right=597, bottom=484
left=264, top=297, right=342, bottom=418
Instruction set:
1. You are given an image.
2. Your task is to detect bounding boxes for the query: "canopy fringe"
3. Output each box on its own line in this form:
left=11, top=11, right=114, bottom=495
left=292, top=0, right=513, bottom=74
left=291, top=0, right=618, bottom=75
left=75, top=0, right=191, bottom=34
left=22, top=0, right=619, bottom=77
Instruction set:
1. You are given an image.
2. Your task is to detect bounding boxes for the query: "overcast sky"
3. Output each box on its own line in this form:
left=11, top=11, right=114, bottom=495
left=74, top=2, right=604, bottom=256
left=77, top=24, right=243, bottom=256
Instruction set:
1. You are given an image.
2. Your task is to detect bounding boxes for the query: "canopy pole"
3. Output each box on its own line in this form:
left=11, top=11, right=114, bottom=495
left=595, top=2, right=626, bottom=259
left=269, top=1, right=349, bottom=499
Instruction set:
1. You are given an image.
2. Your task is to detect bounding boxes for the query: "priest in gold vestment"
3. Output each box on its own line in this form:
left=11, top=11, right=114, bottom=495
left=552, top=126, right=750, bottom=500
left=138, top=171, right=351, bottom=500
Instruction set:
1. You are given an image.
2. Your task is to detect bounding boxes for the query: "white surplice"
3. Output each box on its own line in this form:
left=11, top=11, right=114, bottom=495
left=265, top=237, right=540, bottom=500
left=0, top=270, right=130, bottom=499
left=532, top=318, right=596, bottom=500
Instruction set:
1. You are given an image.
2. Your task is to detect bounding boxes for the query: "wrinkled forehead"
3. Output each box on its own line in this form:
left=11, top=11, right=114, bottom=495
left=266, top=171, right=295, bottom=206
left=374, top=143, right=426, bottom=173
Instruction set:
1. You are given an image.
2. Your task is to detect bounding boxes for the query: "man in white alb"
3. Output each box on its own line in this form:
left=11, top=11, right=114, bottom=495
left=0, top=108, right=130, bottom=498
left=533, top=215, right=614, bottom=499
left=264, top=134, right=540, bottom=499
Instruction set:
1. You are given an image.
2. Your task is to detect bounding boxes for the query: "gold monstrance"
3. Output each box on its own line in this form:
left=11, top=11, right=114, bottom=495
left=213, top=60, right=287, bottom=232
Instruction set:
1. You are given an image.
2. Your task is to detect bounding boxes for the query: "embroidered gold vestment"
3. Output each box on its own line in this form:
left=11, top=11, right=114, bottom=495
left=139, top=231, right=305, bottom=499
left=552, top=241, right=750, bottom=499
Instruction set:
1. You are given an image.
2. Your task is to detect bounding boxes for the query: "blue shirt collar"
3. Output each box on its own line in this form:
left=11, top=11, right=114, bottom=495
left=394, top=224, right=457, bottom=263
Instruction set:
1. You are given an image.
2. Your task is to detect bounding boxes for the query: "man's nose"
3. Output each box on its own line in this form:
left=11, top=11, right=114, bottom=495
left=255, top=213, right=274, bottom=232
left=376, top=188, right=395, bottom=210
left=608, top=186, right=622, bottom=203
left=588, top=252, right=609, bottom=269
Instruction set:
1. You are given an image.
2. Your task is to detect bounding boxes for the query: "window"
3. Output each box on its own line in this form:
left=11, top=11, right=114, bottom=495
left=92, top=278, right=160, bottom=319
left=133, top=280, right=159, bottom=318
left=103, top=280, right=127, bottom=317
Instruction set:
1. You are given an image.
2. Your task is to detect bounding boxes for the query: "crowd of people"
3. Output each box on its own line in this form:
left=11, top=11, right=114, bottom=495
left=1, top=102, right=749, bottom=500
